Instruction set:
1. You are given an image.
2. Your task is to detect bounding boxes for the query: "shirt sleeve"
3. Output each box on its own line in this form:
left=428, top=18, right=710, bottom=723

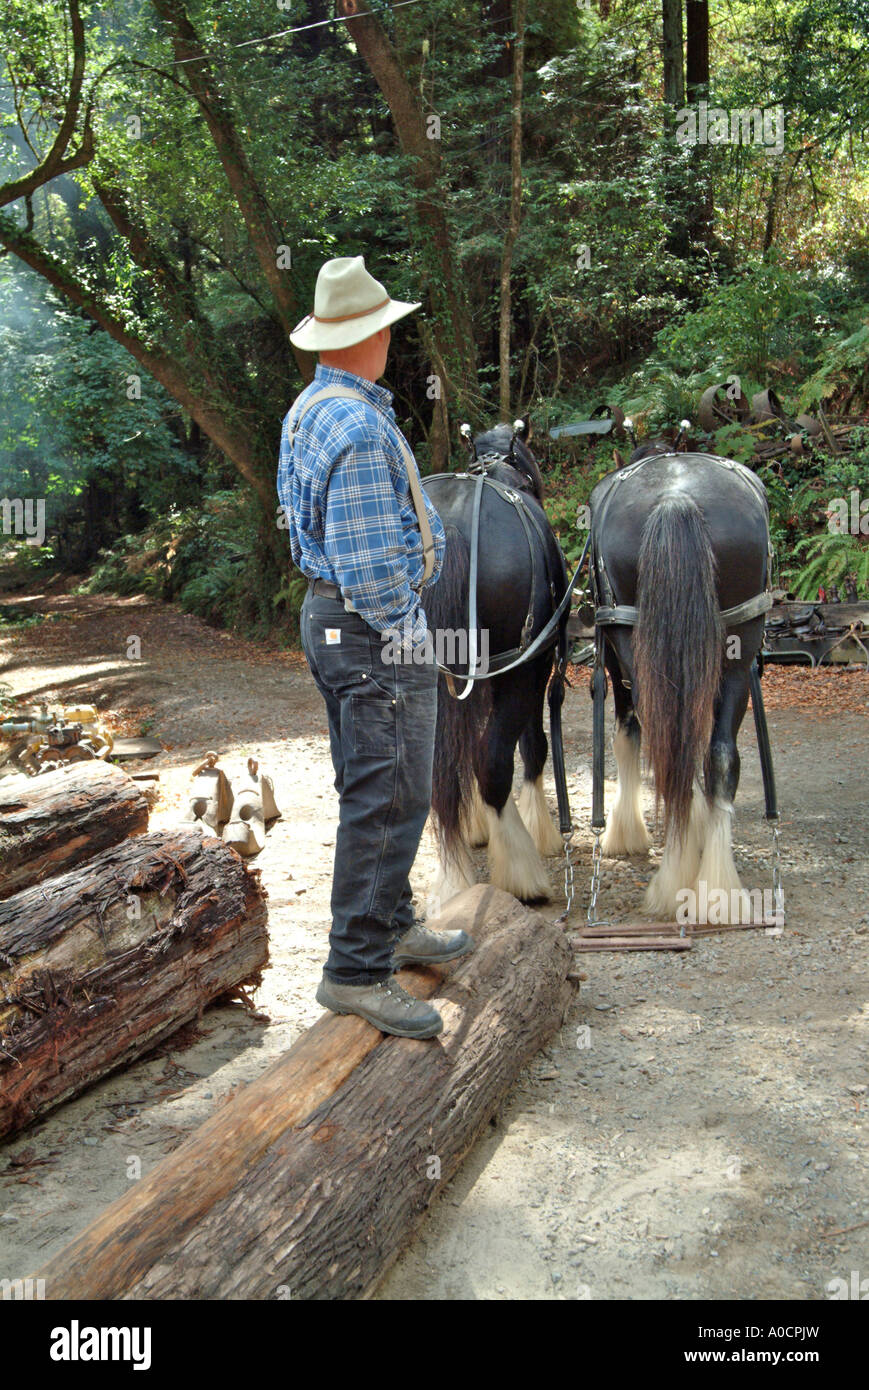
left=323, top=417, right=426, bottom=645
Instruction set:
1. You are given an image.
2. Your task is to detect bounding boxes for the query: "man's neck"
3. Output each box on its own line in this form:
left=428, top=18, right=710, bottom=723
left=319, top=353, right=380, bottom=384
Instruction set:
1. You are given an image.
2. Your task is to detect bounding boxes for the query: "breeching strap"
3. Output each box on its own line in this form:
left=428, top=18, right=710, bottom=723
left=749, top=657, right=778, bottom=821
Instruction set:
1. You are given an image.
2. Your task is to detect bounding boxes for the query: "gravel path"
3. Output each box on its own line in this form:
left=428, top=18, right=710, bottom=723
left=1, top=586, right=867, bottom=1300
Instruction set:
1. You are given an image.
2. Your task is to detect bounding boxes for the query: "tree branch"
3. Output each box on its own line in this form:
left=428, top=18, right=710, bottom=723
left=150, top=0, right=313, bottom=380
left=0, top=0, right=95, bottom=208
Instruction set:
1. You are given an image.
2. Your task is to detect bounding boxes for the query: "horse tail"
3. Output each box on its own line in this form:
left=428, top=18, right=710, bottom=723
left=633, top=494, right=721, bottom=842
left=425, top=525, right=492, bottom=863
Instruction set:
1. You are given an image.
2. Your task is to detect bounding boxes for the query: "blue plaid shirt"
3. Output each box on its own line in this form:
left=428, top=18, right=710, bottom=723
left=277, top=365, right=445, bottom=642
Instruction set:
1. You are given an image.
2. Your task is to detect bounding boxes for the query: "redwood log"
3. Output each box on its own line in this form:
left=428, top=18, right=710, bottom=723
left=0, top=830, right=268, bottom=1138
left=0, top=761, right=149, bottom=900
left=33, top=885, right=572, bottom=1301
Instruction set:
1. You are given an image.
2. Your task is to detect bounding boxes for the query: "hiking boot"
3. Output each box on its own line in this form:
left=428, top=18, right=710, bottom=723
left=315, top=973, right=443, bottom=1039
left=392, top=922, right=474, bottom=967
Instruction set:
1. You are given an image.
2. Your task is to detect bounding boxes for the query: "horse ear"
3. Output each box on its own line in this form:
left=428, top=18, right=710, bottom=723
left=612, top=448, right=626, bottom=469
left=513, top=417, right=532, bottom=442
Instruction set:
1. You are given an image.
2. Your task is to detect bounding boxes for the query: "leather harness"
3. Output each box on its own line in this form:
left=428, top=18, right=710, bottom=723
left=423, top=462, right=566, bottom=698
left=590, top=451, right=775, bottom=632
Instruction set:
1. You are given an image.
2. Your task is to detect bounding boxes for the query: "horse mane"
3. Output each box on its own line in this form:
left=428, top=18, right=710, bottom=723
left=473, top=424, right=545, bottom=502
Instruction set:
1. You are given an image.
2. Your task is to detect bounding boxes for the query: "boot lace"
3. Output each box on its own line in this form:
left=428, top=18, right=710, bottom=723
left=375, top=979, right=416, bottom=1009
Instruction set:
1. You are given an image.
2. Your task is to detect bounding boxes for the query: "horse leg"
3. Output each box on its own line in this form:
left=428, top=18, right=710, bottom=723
left=429, top=834, right=477, bottom=913
left=601, top=651, right=651, bottom=857
left=645, top=786, right=709, bottom=918
left=429, top=741, right=477, bottom=908
left=694, top=665, right=752, bottom=924
left=477, top=672, right=552, bottom=902
left=517, top=656, right=562, bottom=856
left=462, top=778, right=490, bottom=848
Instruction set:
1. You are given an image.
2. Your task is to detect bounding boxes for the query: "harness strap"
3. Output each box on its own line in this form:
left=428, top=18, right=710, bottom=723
left=286, top=385, right=436, bottom=584
left=591, top=626, right=607, bottom=831
left=749, top=657, right=778, bottom=821
left=422, top=475, right=592, bottom=686
left=548, top=615, right=572, bottom=836
left=594, top=589, right=773, bottom=629
left=450, top=472, right=486, bottom=700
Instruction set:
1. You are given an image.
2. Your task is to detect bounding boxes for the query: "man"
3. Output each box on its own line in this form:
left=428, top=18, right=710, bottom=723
left=278, top=255, right=473, bottom=1039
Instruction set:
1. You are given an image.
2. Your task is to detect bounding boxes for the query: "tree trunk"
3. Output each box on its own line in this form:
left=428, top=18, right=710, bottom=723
left=0, top=830, right=269, bottom=1139
left=498, top=0, right=527, bottom=422
left=685, top=0, right=713, bottom=250
left=762, top=155, right=784, bottom=255
left=32, top=886, right=573, bottom=1300
left=0, top=762, right=149, bottom=900
left=662, top=0, right=685, bottom=108
left=336, top=0, right=479, bottom=421
left=685, top=0, right=709, bottom=102
left=150, top=0, right=314, bottom=383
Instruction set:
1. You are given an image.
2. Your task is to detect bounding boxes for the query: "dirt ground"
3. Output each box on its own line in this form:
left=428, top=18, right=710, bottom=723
left=1, top=585, right=867, bottom=1301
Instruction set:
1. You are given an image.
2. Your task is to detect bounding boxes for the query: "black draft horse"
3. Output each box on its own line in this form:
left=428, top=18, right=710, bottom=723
left=590, top=444, right=771, bottom=922
left=422, top=422, right=567, bottom=906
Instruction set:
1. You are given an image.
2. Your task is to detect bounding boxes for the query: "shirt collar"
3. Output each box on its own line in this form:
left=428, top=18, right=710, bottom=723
left=313, top=363, right=393, bottom=411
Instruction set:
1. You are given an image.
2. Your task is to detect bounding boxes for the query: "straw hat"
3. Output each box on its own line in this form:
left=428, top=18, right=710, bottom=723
left=289, top=256, right=421, bottom=351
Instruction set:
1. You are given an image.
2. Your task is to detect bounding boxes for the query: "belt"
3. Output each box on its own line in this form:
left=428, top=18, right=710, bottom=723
left=309, top=577, right=357, bottom=613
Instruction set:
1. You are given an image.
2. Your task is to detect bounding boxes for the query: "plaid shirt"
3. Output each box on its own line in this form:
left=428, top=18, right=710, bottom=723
left=277, top=364, right=445, bottom=643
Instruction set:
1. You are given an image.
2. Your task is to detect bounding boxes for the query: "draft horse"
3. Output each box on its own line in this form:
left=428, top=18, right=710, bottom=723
left=589, top=446, right=773, bottom=922
left=422, top=422, right=568, bottom=906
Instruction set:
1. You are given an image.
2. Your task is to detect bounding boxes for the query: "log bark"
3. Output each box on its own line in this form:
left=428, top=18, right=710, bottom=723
left=33, top=886, right=572, bottom=1300
left=0, top=762, right=150, bottom=900
left=0, top=830, right=269, bottom=1139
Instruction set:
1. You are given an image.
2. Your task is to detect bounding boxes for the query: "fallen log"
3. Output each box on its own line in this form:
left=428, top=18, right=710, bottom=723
left=0, top=761, right=149, bottom=900
left=0, top=830, right=268, bottom=1139
left=32, top=885, right=572, bottom=1301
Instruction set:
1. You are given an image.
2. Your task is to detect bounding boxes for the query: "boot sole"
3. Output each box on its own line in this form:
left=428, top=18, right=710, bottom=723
left=316, top=990, right=443, bottom=1039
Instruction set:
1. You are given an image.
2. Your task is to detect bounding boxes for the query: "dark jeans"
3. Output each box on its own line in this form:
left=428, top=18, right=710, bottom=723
left=300, top=588, right=438, bottom=985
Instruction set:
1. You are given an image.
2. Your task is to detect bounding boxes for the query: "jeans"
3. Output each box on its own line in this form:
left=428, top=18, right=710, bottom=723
left=300, top=588, right=438, bottom=984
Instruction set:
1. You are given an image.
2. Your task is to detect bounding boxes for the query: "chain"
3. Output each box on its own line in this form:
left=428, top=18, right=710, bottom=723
left=770, top=819, right=785, bottom=931
left=587, top=826, right=608, bottom=927
left=554, top=830, right=575, bottom=925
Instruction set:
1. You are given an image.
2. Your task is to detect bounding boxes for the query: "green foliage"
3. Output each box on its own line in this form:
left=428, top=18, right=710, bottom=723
left=798, top=317, right=869, bottom=410
left=791, top=531, right=869, bottom=598
left=2, top=0, right=869, bottom=646
left=653, top=257, right=824, bottom=381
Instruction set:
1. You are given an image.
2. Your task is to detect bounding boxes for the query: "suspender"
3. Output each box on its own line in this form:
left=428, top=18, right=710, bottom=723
left=286, top=385, right=436, bottom=584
